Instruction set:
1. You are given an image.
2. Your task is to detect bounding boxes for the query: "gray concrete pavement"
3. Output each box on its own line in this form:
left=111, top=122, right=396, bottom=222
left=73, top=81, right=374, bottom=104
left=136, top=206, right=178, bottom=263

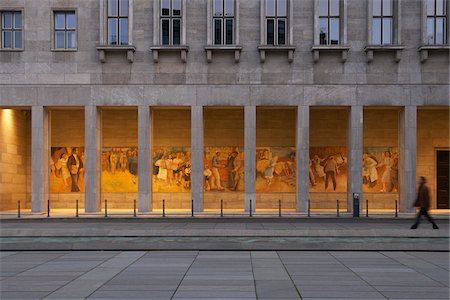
left=0, top=251, right=448, bottom=299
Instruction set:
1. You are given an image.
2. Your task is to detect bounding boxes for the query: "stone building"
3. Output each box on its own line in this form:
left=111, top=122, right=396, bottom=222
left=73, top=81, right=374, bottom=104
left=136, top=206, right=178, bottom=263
left=0, top=0, right=449, bottom=214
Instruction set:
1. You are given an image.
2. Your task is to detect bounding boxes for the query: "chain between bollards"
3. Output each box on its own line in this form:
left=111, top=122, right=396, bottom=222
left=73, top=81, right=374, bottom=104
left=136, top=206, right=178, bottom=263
left=47, top=199, right=50, bottom=218
left=17, top=200, right=20, bottom=218
left=76, top=199, right=79, bottom=218
left=365, top=199, right=368, bottom=217
left=191, top=199, right=194, bottom=217
left=220, top=199, right=223, bottom=217
left=395, top=199, right=398, bottom=218
left=249, top=199, right=252, bottom=217
left=336, top=199, right=339, bottom=217
left=133, top=199, right=137, bottom=217
left=162, top=199, right=166, bottom=218
left=104, top=199, right=108, bottom=217
left=308, top=198, right=311, bottom=217
left=278, top=199, right=282, bottom=217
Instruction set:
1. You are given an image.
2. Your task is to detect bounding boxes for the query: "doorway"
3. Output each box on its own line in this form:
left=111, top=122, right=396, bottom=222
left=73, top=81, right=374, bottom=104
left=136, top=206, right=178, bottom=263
left=436, top=150, right=449, bottom=209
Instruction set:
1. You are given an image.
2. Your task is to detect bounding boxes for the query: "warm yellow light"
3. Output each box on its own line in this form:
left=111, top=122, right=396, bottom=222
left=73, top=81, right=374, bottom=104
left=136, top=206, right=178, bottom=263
left=1, top=109, right=16, bottom=143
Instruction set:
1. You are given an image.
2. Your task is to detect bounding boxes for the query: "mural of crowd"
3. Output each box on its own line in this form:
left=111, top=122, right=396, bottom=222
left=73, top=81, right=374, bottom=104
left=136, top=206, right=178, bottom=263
left=50, top=147, right=85, bottom=193
left=204, top=147, right=244, bottom=192
left=362, top=148, right=399, bottom=193
left=309, top=147, right=347, bottom=192
left=152, top=147, right=191, bottom=192
left=101, top=147, right=138, bottom=192
left=256, top=147, right=296, bottom=192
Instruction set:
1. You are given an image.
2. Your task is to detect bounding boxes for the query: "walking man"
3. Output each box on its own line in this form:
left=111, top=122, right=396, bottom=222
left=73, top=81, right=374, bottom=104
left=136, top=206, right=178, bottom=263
left=411, top=176, right=439, bottom=229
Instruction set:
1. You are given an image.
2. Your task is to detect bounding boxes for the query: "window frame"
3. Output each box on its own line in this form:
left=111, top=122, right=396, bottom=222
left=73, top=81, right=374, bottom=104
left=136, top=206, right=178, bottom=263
left=160, top=0, right=182, bottom=45
left=153, top=0, right=186, bottom=46
left=425, top=0, right=448, bottom=45
left=372, top=0, right=393, bottom=44
left=52, top=9, right=77, bottom=51
left=212, top=0, right=236, bottom=45
left=107, top=0, right=129, bottom=45
left=314, top=0, right=347, bottom=46
left=367, top=0, right=402, bottom=46
left=99, top=0, right=133, bottom=46
left=0, top=9, right=24, bottom=51
left=265, top=0, right=288, bottom=45
left=318, top=0, right=341, bottom=45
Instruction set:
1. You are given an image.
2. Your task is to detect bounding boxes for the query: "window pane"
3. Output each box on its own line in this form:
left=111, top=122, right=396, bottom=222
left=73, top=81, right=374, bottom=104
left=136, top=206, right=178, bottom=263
left=436, top=17, right=445, bottom=44
left=225, top=19, right=233, bottom=44
left=372, top=18, right=381, bottom=44
left=373, top=0, right=381, bottom=16
left=382, top=18, right=392, bottom=44
left=3, top=12, right=13, bottom=29
left=266, top=0, right=275, bottom=17
left=426, top=17, right=434, bottom=44
left=108, top=18, right=118, bottom=45
left=330, top=0, right=340, bottom=15
left=161, top=0, right=170, bottom=16
left=319, top=18, right=328, bottom=44
left=55, top=13, right=65, bottom=29
left=67, top=13, right=76, bottom=29
left=173, top=19, right=181, bottom=44
left=436, top=0, right=445, bottom=15
left=214, top=0, right=223, bottom=16
left=14, top=31, right=22, bottom=48
left=55, top=31, right=65, bottom=48
left=277, top=0, right=287, bottom=17
left=119, top=0, right=129, bottom=16
left=330, top=17, right=339, bottom=44
left=67, top=31, right=76, bottom=48
left=267, top=19, right=274, bottom=44
left=382, top=0, right=392, bottom=16
left=14, top=12, right=22, bottom=29
left=319, top=0, right=328, bottom=16
left=108, top=0, right=118, bottom=16
left=225, top=0, right=234, bottom=16
left=278, top=19, right=286, bottom=44
left=119, top=18, right=128, bottom=45
left=161, top=19, right=170, bottom=44
left=173, top=0, right=182, bottom=16
left=426, top=0, right=435, bottom=15
left=214, top=19, right=222, bottom=44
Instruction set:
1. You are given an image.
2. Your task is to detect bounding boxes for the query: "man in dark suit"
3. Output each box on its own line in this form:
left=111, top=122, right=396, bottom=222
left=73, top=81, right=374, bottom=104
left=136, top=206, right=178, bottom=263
left=411, top=176, right=439, bottom=229
left=67, top=147, right=83, bottom=192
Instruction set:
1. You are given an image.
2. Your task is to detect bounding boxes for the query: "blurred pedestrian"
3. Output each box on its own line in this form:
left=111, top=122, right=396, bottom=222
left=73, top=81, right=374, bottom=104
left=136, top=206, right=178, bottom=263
left=411, top=176, right=439, bottom=229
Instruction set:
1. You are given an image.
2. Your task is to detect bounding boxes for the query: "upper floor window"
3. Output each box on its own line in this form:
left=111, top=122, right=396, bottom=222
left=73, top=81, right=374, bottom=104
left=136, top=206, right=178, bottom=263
left=265, top=0, right=287, bottom=45
left=319, top=0, right=340, bottom=45
left=107, top=0, right=129, bottom=45
left=372, top=0, right=393, bottom=44
left=1, top=11, right=22, bottom=49
left=161, top=0, right=182, bottom=45
left=213, top=0, right=235, bottom=45
left=54, top=11, right=76, bottom=49
left=426, top=0, right=447, bottom=44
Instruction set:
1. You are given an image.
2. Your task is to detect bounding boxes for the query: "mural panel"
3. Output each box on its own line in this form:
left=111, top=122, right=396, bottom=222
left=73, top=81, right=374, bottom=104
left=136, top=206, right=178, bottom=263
left=309, top=147, right=347, bottom=192
left=152, top=147, right=191, bottom=192
left=102, top=147, right=138, bottom=193
left=256, top=147, right=296, bottom=192
left=204, top=147, right=244, bottom=192
left=50, top=147, right=85, bottom=193
left=363, top=147, right=399, bottom=193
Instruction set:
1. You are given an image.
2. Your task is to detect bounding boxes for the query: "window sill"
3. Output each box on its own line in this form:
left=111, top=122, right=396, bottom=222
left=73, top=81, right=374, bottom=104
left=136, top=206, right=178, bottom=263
left=51, top=48, right=78, bottom=52
left=0, top=48, right=24, bottom=52
left=364, top=45, right=405, bottom=63
left=204, top=45, right=243, bottom=63
left=418, top=45, right=450, bottom=62
left=149, top=45, right=189, bottom=63
left=257, top=45, right=296, bottom=63
left=311, top=45, right=350, bottom=63
left=96, top=45, right=136, bottom=63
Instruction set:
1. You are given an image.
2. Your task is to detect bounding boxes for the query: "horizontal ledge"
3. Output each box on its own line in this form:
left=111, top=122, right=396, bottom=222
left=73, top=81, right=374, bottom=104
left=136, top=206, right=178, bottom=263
left=311, top=45, right=350, bottom=51
left=51, top=48, right=78, bottom=52
left=204, top=45, right=243, bottom=51
left=364, top=45, right=405, bottom=52
left=150, top=45, right=189, bottom=51
left=418, top=45, right=450, bottom=51
left=96, top=45, right=136, bottom=52
left=258, top=45, right=296, bottom=51
left=0, top=48, right=24, bottom=52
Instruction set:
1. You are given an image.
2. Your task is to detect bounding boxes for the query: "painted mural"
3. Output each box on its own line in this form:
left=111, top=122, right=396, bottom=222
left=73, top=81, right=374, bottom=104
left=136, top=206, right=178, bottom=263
left=204, top=147, right=244, bottom=192
left=363, top=147, right=399, bottom=193
left=309, top=147, right=347, bottom=192
left=102, top=147, right=138, bottom=193
left=152, top=147, right=191, bottom=192
left=256, top=147, right=296, bottom=193
left=50, top=147, right=85, bottom=193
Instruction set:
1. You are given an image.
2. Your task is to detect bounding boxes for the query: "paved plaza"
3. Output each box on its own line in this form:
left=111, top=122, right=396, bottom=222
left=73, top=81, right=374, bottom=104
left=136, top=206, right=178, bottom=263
left=0, top=250, right=449, bottom=300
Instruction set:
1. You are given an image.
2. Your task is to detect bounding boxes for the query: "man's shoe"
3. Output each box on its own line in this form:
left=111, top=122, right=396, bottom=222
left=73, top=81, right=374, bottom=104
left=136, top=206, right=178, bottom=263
left=410, top=224, right=418, bottom=229
left=433, top=224, right=439, bottom=229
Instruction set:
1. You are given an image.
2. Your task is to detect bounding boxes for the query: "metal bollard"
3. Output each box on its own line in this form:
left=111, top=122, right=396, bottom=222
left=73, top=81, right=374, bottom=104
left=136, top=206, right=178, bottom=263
left=249, top=199, right=253, bottom=217
left=17, top=200, right=20, bottom=218
left=308, top=198, right=311, bottom=217
left=191, top=199, right=194, bottom=217
left=278, top=199, right=282, bottom=217
left=220, top=199, right=224, bottom=217
left=395, top=200, right=398, bottom=218
left=366, top=199, right=368, bottom=218
left=336, top=199, right=339, bottom=217
left=47, top=199, right=50, bottom=218
left=162, top=199, right=165, bottom=218
left=133, top=199, right=136, bottom=217
left=76, top=200, right=79, bottom=218
left=104, top=200, right=108, bottom=217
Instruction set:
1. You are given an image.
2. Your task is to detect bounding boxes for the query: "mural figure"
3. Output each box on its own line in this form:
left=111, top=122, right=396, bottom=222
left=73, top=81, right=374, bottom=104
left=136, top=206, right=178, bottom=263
left=256, top=147, right=296, bottom=193
left=204, top=147, right=244, bottom=192
left=102, top=147, right=138, bottom=192
left=50, top=147, right=85, bottom=193
left=363, top=148, right=399, bottom=193
left=309, top=147, right=347, bottom=192
left=152, top=147, right=191, bottom=192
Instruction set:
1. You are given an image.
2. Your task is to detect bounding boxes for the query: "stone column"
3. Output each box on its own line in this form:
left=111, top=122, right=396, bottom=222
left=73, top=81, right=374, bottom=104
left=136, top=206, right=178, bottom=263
left=31, top=106, right=49, bottom=213
left=297, top=105, right=309, bottom=212
left=84, top=106, right=101, bottom=213
left=347, top=106, right=363, bottom=214
left=244, top=106, right=256, bottom=212
left=191, top=106, right=204, bottom=212
left=138, top=106, right=151, bottom=212
left=399, top=106, right=417, bottom=213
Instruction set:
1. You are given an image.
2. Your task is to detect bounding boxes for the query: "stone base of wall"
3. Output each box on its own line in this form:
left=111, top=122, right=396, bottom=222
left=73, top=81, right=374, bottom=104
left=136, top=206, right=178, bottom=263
left=204, top=192, right=245, bottom=211
left=152, top=193, right=191, bottom=210
left=256, top=193, right=296, bottom=211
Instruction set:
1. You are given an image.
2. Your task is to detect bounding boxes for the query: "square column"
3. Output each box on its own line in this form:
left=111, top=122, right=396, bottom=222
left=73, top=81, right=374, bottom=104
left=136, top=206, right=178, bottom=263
left=399, top=106, right=417, bottom=213
left=297, top=105, right=309, bottom=212
left=244, top=106, right=256, bottom=212
left=31, top=106, right=49, bottom=213
left=191, top=106, right=204, bottom=212
left=347, top=106, right=363, bottom=214
left=84, top=106, right=101, bottom=213
left=138, top=106, right=151, bottom=212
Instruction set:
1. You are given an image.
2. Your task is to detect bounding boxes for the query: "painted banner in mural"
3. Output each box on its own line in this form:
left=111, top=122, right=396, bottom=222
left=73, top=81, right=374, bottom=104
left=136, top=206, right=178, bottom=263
left=204, top=147, right=244, bottom=192
left=309, top=147, right=347, bottom=192
left=50, top=147, right=85, bottom=193
left=363, top=147, right=399, bottom=193
left=152, top=147, right=191, bottom=192
left=256, top=147, right=296, bottom=193
left=102, top=147, right=138, bottom=193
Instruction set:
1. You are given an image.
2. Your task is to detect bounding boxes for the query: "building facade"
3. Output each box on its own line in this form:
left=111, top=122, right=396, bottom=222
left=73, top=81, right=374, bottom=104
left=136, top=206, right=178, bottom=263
left=0, top=0, right=449, bottom=214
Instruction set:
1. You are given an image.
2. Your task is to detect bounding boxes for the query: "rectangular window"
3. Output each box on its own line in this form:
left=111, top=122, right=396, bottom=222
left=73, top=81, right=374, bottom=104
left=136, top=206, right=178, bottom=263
left=372, top=0, right=393, bottom=44
left=1, top=11, right=22, bottom=49
left=266, top=0, right=287, bottom=45
left=108, top=0, right=128, bottom=45
left=54, top=11, right=77, bottom=49
left=161, top=0, right=182, bottom=45
left=319, top=0, right=340, bottom=45
left=426, top=0, right=447, bottom=44
left=213, top=0, right=235, bottom=45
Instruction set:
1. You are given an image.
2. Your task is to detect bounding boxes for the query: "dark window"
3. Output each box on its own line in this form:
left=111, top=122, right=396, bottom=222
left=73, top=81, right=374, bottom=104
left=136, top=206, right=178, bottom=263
left=108, top=0, right=129, bottom=45
left=266, top=0, right=287, bottom=45
left=1, top=11, right=22, bottom=49
left=161, top=0, right=182, bottom=45
left=426, top=0, right=447, bottom=44
left=213, top=0, right=234, bottom=45
left=319, top=0, right=340, bottom=45
left=372, top=0, right=393, bottom=45
left=54, top=11, right=77, bottom=49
